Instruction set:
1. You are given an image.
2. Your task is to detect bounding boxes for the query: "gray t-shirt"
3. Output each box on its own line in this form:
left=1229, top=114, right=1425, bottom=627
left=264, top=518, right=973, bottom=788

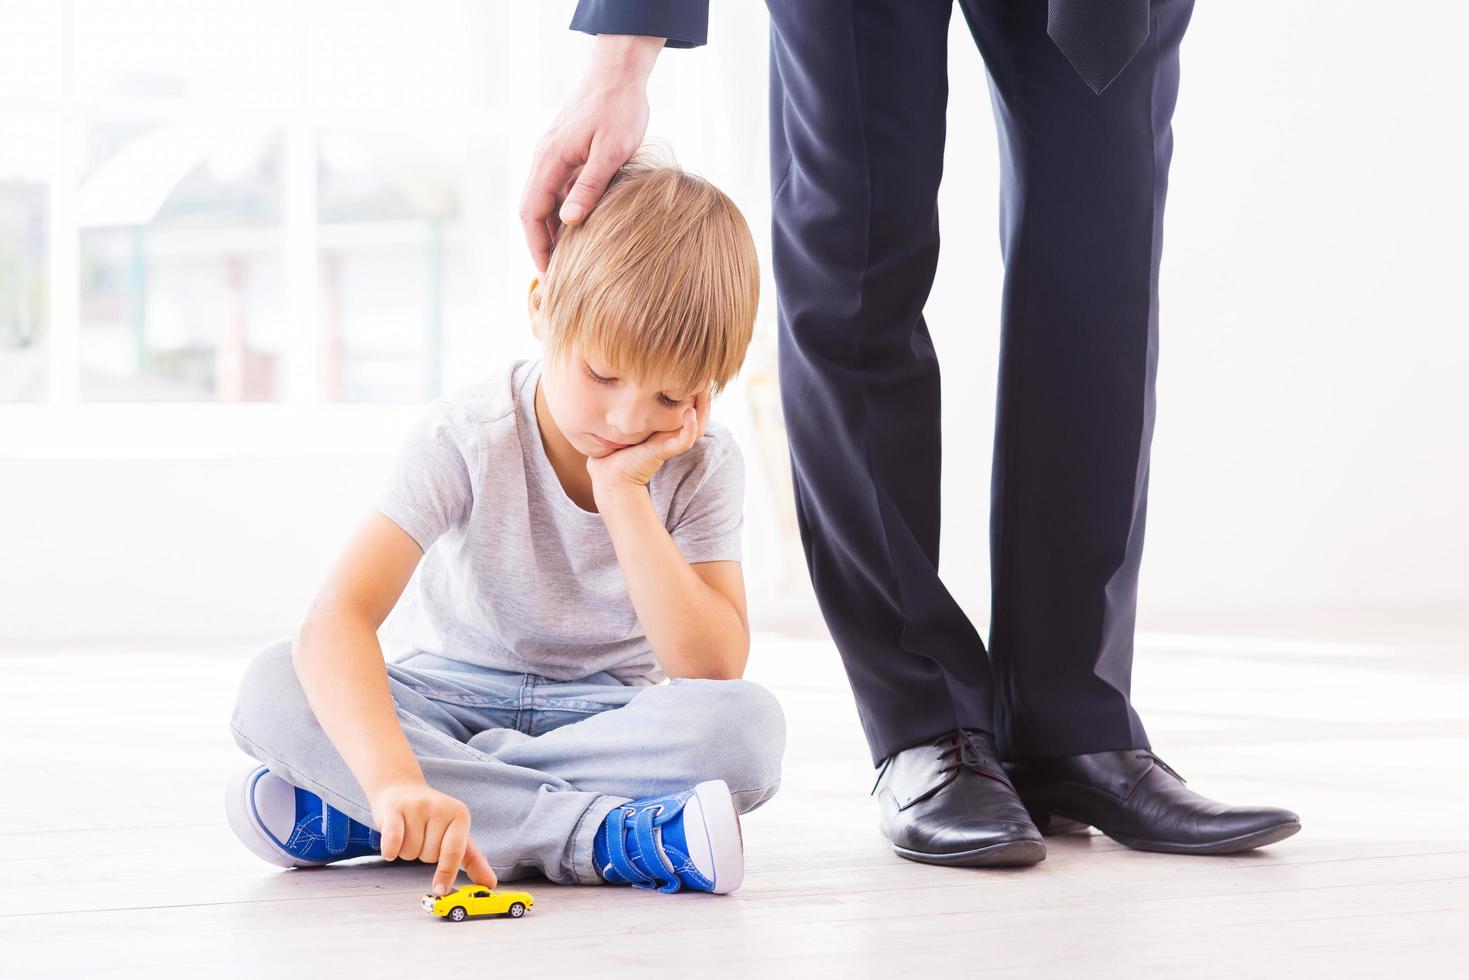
left=375, top=357, right=744, bottom=685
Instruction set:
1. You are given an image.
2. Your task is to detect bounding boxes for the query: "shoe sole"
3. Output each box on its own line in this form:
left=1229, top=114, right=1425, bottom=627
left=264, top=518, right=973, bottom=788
left=891, top=838, right=1047, bottom=868
left=689, top=780, right=745, bottom=893
left=1107, top=820, right=1302, bottom=855
left=225, top=765, right=326, bottom=869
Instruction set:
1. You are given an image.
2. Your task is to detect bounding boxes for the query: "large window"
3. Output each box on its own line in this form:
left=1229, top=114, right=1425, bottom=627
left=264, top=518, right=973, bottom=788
left=0, top=0, right=528, bottom=411
left=0, top=1, right=807, bottom=635
left=0, top=0, right=786, bottom=578
left=0, top=114, right=50, bottom=402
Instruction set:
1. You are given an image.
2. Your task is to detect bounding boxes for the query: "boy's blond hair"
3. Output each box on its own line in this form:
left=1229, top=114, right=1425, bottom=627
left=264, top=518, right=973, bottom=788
left=539, top=148, right=759, bottom=397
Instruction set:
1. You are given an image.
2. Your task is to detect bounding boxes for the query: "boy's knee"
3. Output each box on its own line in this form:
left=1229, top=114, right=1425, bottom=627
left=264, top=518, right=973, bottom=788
left=677, top=678, right=786, bottom=805
left=230, top=638, right=311, bottom=752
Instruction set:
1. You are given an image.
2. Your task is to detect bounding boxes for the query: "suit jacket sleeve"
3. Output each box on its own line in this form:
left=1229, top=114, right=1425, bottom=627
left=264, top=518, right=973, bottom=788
left=569, top=0, right=709, bottom=49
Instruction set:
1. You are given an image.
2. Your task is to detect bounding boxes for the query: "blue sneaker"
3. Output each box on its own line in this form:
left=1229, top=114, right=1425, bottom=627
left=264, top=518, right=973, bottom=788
left=593, top=779, right=745, bottom=894
left=226, top=764, right=381, bottom=868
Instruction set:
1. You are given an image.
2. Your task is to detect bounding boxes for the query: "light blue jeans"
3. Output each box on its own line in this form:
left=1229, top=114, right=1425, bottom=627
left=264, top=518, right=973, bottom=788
left=229, top=640, right=786, bottom=885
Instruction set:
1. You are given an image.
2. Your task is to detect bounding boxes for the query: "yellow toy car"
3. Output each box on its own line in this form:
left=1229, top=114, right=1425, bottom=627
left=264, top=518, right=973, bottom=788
left=421, top=885, right=535, bottom=922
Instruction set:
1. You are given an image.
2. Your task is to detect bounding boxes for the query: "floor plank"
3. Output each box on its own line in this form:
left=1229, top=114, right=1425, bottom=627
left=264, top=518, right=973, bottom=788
left=1, top=612, right=1466, bottom=977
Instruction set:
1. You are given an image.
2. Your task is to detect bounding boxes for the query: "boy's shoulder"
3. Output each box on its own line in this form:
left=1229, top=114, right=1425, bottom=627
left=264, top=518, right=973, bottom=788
left=388, top=362, right=532, bottom=483
left=407, top=360, right=532, bottom=451
left=427, top=360, right=527, bottom=425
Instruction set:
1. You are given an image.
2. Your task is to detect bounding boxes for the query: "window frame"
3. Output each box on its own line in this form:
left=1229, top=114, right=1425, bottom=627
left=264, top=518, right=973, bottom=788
left=0, top=0, right=540, bottom=456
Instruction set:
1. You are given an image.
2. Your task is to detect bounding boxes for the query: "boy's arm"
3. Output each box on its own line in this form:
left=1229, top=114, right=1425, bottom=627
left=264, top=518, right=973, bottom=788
left=597, top=487, right=750, bottom=680
left=292, top=512, right=429, bottom=799
left=588, top=390, right=749, bottom=679
left=293, top=510, right=498, bottom=894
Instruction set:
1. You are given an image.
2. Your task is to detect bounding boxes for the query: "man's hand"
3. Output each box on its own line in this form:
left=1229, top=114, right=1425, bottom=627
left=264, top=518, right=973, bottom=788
left=587, top=389, right=711, bottom=500
left=520, top=34, right=664, bottom=273
left=370, top=779, right=498, bottom=897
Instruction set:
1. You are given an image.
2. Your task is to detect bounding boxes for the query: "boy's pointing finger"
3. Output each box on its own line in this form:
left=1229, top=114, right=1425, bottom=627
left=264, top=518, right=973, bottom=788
left=464, top=838, right=498, bottom=888
left=433, top=821, right=469, bottom=896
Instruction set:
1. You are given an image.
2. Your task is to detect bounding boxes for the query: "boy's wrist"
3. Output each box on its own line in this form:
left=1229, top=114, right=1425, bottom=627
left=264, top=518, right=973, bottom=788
left=591, top=480, right=652, bottom=513
left=362, top=764, right=428, bottom=805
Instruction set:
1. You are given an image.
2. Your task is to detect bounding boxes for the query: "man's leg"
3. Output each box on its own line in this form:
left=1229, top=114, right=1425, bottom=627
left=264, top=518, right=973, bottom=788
left=769, top=0, right=1048, bottom=868
left=956, top=0, right=1299, bottom=852
left=768, top=0, right=992, bottom=766
left=957, top=0, right=1197, bottom=760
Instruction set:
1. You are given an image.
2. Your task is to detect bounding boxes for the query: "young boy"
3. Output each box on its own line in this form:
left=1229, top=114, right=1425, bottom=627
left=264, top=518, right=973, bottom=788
left=225, top=152, right=784, bottom=898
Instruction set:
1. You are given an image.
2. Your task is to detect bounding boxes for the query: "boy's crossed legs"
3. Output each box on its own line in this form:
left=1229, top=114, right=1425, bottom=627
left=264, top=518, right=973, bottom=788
left=227, top=641, right=785, bottom=887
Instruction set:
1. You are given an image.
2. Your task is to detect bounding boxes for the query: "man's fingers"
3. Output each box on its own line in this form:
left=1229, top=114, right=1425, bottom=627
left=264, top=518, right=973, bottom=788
left=432, top=821, right=468, bottom=897
left=464, top=838, right=498, bottom=888
left=524, top=222, right=552, bottom=275
left=520, top=191, right=556, bottom=274
left=520, top=156, right=574, bottom=274
left=560, top=149, right=622, bottom=225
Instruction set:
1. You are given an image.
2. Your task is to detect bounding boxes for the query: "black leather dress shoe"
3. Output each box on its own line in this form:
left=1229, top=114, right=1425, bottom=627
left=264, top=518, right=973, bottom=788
left=1004, top=749, right=1301, bottom=855
left=872, top=729, right=1046, bottom=867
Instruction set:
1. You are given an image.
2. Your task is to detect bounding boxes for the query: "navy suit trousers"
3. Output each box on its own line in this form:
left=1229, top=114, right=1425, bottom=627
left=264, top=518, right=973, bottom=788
left=767, top=0, right=1197, bottom=764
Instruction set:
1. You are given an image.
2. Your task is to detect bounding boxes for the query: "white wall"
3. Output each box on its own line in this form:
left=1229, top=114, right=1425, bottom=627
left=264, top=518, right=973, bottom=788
left=3, top=1, right=1466, bottom=645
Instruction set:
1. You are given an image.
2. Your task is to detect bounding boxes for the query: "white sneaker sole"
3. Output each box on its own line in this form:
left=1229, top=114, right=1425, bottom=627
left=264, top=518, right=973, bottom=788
left=683, top=780, right=745, bottom=894
left=225, top=765, right=325, bottom=869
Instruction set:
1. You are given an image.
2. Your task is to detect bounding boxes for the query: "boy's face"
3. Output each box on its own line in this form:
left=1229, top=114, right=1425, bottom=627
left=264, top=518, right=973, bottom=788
left=539, top=344, right=700, bottom=459
left=530, top=283, right=703, bottom=459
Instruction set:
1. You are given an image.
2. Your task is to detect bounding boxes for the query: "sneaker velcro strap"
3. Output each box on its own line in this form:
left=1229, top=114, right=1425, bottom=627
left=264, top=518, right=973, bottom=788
left=603, top=806, right=658, bottom=889
left=323, top=799, right=351, bottom=855
left=629, top=805, right=682, bottom=894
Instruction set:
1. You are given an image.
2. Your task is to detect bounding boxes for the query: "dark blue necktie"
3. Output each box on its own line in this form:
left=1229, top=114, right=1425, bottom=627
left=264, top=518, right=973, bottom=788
left=1047, top=0, right=1152, bottom=95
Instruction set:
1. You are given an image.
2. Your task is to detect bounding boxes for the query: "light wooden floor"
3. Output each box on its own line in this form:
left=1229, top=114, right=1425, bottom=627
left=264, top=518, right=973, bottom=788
left=2, top=609, right=1466, bottom=978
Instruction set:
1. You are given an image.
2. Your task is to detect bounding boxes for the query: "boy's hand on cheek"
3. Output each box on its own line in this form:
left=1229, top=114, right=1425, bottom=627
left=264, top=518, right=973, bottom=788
left=588, top=390, right=710, bottom=501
